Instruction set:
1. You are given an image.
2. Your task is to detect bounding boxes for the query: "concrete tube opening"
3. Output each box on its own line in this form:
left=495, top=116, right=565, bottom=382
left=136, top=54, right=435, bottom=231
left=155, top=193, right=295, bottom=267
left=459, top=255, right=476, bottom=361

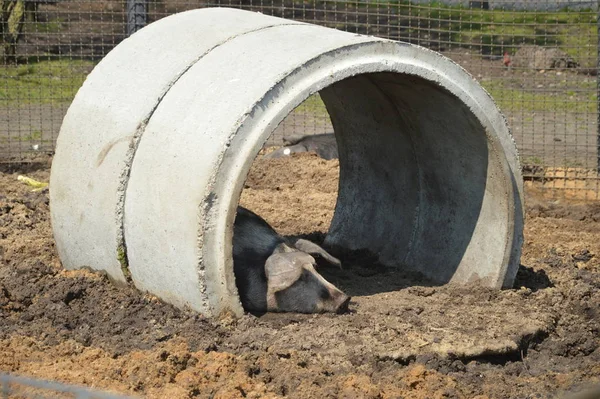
left=226, top=71, right=520, bottom=313
left=322, top=72, right=495, bottom=284
left=50, top=8, right=523, bottom=318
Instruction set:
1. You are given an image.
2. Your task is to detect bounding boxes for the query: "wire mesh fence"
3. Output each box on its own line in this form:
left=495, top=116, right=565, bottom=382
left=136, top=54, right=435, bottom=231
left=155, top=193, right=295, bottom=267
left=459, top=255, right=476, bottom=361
left=0, top=0, right=598, bottom=198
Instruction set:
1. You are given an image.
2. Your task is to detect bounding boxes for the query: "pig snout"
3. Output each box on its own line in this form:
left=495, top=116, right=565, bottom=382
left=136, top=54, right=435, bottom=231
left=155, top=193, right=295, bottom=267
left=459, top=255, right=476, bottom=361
left=319, top=286, right=351, bottom=314
left=336, top=293, right=351, bottom=314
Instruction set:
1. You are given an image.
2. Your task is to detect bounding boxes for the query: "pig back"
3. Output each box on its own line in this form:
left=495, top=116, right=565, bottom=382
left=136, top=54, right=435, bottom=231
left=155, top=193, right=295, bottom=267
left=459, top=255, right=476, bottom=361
left=233, top=207, right=285, bottom=266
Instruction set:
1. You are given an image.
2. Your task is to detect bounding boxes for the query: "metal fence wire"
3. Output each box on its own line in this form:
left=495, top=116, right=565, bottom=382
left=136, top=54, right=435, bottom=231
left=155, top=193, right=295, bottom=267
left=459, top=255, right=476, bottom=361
left=0, top=0, right=598, bottom=198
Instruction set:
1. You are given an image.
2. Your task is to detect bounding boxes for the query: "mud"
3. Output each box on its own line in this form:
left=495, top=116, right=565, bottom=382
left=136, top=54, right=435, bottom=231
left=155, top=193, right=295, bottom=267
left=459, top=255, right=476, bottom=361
left=1, top=154, right=599, bottom=398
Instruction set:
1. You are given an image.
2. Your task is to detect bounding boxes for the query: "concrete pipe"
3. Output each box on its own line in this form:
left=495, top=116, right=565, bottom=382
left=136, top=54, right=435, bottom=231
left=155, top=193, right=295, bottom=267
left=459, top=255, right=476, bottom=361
left=50, top=7, right=524, bottom=317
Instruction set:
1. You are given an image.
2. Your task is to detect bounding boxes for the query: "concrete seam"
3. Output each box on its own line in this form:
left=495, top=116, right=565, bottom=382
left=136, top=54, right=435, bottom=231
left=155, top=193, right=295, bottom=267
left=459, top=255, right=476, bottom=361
left=113, top=22, right=306, bottom=295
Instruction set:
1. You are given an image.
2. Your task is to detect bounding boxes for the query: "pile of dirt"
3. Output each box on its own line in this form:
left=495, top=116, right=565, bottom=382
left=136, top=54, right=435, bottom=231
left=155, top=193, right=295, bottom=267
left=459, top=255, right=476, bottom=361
left=1, top=154, right=599, bottom=398
left=511, top=45, right=579, bottom=70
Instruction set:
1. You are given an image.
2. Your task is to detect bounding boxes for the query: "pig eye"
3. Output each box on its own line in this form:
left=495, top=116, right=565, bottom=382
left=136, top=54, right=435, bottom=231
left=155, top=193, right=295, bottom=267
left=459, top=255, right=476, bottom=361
left=319, top=286, right=331, bottom=300
left=298, top=270, right=310, bottom=282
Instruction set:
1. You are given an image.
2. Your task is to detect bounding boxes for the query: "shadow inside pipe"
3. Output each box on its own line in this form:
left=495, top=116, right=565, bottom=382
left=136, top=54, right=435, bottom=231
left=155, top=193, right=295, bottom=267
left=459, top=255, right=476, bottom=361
left=236, top=69, right=515, bottom=312
left=321, top=73, right=494, bottom=286
left=289, top=236, right=545, bottom=298
left=288, top=232, right=439, bottom=297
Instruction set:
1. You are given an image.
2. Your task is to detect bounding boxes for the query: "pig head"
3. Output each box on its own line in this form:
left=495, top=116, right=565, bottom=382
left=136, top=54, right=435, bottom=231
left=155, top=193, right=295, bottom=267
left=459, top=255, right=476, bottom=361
left=232, top=206, right=350, bottom=314
left=264, top=244, right=350, bottom=314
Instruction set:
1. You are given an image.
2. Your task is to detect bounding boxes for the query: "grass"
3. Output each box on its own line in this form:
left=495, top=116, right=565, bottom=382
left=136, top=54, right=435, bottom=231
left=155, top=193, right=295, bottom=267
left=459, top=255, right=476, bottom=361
left=482, top=79, right=597, bottom=113
left=21, top=130, right=42, bottom=141
left=293, top=78, right=597, bottom=118
left=294, top=93, right=329, bottom=117
left=560, top=24, right=597, bottom=65
left=522, top=156, right=544, bottom=166
left=343, top=1, right=597, bottom=65
left=25, top=20, right=63, bottom=34
left=0, top=59, right=95, bottom=104
left=0, top=3, right=596, bottom=112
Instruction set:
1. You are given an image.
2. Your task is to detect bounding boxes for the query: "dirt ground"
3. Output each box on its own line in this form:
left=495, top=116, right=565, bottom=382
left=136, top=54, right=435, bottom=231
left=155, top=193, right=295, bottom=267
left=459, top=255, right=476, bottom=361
left=1, top=153, right=599, bottom=399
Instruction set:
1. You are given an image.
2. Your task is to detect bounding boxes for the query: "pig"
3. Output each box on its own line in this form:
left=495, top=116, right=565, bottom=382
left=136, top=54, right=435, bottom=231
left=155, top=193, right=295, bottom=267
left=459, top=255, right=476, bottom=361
left=233, top=206, right=350, bottom=314
left=263, top=133, right=338, bottom=160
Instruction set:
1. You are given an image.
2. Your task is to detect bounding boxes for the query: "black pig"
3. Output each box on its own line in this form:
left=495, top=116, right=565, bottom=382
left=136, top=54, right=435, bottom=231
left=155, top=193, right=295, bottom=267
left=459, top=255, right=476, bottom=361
left=233, top=206, right=350, bottom=314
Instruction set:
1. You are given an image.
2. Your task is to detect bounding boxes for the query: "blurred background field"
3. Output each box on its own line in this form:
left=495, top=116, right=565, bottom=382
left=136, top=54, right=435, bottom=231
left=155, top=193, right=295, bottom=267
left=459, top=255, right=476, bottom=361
left=0, top=0, right=599, bottom=197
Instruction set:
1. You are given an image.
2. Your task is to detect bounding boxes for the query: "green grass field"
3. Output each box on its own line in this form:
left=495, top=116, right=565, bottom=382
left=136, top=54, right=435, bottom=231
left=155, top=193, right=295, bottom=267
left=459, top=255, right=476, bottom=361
left=346, top=1, right=598, bottom=66
left=0, top=59, right=94, bottom=104
left=294, top=79, right=597, bottom=117
left=0, top=3, right=596, bottom=111
left=482, top=79, right=597, bottom=113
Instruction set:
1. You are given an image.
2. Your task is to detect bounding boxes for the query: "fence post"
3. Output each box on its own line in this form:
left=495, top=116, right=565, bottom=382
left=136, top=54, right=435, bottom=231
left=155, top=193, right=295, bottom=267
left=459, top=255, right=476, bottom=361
left=127, top=0, right=147, bottom=37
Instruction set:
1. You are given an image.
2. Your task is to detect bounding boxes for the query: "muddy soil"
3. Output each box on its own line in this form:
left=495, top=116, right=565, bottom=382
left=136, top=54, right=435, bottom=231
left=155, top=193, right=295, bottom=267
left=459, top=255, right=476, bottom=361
left=1, top=154, right=599, bottom=399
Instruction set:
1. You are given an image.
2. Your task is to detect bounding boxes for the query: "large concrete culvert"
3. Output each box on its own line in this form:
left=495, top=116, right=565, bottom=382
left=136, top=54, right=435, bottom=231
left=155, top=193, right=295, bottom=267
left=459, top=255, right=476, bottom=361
left=49, top=7, right=524, bottom=317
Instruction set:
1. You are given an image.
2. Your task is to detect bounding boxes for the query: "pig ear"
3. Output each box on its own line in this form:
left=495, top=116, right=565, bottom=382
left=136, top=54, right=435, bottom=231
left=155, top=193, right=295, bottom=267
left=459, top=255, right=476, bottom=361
left=264, top=253, right=304, bottom=294
left=272, top=243, right=296, bottom=254
left=293, top=239, right=342, bottom=269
